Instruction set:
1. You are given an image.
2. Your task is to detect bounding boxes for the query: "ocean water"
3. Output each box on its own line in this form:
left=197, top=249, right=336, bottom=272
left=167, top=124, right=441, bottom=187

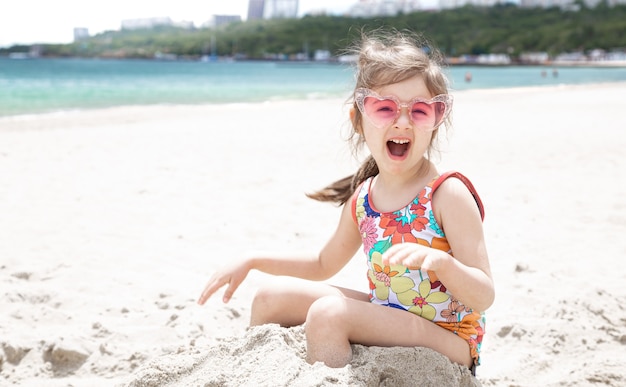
left=1, top=57, right=625, bottom=118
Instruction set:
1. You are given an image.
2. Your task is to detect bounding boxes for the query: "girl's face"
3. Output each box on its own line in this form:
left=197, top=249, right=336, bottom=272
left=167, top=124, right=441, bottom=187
left=359, top=75, right=437, bottom=178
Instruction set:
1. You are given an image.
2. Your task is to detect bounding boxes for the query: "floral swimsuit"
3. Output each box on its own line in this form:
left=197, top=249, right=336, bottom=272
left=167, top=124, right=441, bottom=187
left=351, top=171, right=486, bottom=367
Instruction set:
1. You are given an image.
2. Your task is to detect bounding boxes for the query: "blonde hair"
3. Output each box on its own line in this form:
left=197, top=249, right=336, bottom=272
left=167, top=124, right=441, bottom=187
left=308, top=29, right=452, bottom=205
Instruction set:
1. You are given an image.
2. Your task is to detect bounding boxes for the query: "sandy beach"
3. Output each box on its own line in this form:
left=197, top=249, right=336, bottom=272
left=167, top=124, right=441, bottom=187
left=1, top=82, right=625, bottom=386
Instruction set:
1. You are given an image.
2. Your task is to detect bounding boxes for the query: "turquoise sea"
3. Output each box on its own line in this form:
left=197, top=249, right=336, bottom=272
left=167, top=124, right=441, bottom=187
left=1, top=57, right=625, bottom=118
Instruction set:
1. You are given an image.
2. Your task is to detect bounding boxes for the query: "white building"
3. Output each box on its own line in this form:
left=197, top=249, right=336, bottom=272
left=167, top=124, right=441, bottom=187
left=263, top=0, right=299, bottom=19
left=73, top=28, right=89, bottom=42
left=440, top=0, right=506, bottom=9
left=248, top=0, right=266, bottom=20
left=121, top=17, right=173, bottom=30
left=120, top=17, right=194, bottom=30
left=205, top=15, right=242, bottom=28
left=349, top=0, right=423, bottom=17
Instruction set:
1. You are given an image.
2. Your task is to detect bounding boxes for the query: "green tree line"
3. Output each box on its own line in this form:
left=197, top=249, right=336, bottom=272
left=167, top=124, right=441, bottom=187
left=4, top=4, right=625, bottom=59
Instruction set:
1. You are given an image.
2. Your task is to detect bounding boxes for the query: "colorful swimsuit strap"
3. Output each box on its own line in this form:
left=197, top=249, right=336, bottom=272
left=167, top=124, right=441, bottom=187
left=350, top=181, right=367, bottom=224
left=431, top=171, right=485, bottom=221
left=350, top=172, right=484, bottom=222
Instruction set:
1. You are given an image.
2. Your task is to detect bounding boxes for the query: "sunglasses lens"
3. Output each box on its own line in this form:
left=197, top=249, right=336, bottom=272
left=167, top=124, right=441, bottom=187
left=410, top=101, right=447, bottom=130
left=362, top=96, right=399, bottom=128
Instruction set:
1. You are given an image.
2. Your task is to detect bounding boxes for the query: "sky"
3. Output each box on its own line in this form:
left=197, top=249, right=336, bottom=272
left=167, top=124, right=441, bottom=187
left=0, top=0, right=361, bottom=48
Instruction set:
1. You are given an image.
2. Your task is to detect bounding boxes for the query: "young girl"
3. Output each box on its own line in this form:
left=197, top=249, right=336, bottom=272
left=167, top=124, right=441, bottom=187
left=198, top=30, right=494, bottom=375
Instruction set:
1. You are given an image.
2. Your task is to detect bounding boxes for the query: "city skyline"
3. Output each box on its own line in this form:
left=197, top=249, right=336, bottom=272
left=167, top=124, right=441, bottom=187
left=2, top=0, right=614, bottom=48
left=0, top=0, right=357, bottom=48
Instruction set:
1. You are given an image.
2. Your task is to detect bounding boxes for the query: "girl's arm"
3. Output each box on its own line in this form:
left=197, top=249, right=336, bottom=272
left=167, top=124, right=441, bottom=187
left=383, top=178, right=495, bottom=312
left=198, top=201, right=362, bottom=305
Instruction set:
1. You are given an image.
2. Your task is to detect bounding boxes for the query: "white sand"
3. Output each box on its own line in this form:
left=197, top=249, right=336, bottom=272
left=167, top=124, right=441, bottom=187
left=1, top=83, right=625, bottom=386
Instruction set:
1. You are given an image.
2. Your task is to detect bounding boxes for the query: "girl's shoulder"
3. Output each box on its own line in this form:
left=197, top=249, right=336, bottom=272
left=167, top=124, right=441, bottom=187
left=431, top=171, right=485, bottom=221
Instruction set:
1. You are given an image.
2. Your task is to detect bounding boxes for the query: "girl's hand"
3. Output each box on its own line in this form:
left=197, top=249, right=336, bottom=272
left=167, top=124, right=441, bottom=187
left=197, top=260, right=251, bottom=305
left=382, top=243, right=450, bottom=272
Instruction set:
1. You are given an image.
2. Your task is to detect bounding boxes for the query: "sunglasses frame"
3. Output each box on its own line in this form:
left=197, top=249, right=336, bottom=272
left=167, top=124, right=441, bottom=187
left=354, top=87, right=453, bottom=131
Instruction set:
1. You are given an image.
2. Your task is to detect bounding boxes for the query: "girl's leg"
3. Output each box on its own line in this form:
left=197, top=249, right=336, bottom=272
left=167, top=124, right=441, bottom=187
left=249, top=276, right=369, bottom=327
left=305, top=295, right=472, bottom=368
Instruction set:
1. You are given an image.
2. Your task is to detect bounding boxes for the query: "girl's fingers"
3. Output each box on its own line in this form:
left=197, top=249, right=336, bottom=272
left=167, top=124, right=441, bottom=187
left=381, top=244, right=404, bottom=264
left=222, top=281, right=236, bottom=303
left=197, top=276, right=226, bottom=305
left=382, top=244, right=445, bottom=272
left=197, top=285, right=213, bottom=305
left=198, top=264, right=248, bottom=306
left=384, top=243, right=420, bottom=264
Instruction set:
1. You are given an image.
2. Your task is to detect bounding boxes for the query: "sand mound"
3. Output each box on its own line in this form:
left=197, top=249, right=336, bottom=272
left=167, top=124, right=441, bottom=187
left=125, top=324, right=479, bottom=387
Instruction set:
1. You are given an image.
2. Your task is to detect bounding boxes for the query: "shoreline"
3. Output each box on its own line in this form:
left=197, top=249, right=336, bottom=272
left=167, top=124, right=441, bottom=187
left=1, top=82, right=625, bottom=386
left=2, top=80, right=625, bottom=124
left=3, top=54, right=626, bottom=67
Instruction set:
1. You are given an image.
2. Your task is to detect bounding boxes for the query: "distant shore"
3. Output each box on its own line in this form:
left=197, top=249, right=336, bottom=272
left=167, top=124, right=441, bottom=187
left=3, top=52, right=626, bottom=68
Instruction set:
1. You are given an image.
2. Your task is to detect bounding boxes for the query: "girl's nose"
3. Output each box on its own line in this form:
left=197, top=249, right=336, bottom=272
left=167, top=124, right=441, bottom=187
left=394, top=105, right=412, bottom=129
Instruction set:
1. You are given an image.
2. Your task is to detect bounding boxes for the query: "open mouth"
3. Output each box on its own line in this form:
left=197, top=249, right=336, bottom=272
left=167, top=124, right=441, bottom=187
left=387, top=139, right=410, bottom=157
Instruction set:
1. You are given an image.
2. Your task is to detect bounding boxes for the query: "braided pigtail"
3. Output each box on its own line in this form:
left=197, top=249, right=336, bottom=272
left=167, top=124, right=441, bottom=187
left=306, top=155, right=378, bottom=205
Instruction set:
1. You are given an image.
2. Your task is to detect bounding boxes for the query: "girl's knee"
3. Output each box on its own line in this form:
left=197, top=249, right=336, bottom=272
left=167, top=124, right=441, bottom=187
left=250, top=285, right=284, bottom=325
left=251, top=282, right=316, bottom=327
left=305, top=295, right=353, bottom=367
left=251, top=284, right=275, bottom=304
left=306, top=295, right=349, bottom=328
left=251, top=285, right=273, bottom=311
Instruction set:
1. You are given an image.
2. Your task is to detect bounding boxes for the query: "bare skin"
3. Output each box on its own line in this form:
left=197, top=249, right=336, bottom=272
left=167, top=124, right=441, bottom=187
left=249, top=277, right=472, bottom=368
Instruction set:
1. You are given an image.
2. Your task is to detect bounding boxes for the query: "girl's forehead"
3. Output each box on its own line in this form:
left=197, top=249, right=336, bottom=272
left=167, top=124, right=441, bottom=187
left=374, top=76, right=432, bottom=99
